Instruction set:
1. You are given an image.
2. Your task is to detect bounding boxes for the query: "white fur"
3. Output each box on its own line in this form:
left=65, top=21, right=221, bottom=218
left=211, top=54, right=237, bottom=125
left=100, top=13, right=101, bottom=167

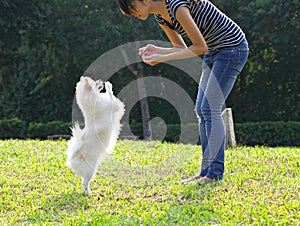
left=66, top=76, right=125, bottom=195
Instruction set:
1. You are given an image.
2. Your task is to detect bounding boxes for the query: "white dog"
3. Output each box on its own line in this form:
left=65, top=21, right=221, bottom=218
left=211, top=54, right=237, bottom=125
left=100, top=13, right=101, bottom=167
left=66, top=76, right=125, bottom=195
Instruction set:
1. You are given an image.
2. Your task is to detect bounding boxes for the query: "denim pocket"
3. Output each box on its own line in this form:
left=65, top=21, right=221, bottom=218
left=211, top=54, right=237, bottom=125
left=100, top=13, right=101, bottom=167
left=236, top=48, right=249, bottom=65
left=211, top=43, right=249, bottom=74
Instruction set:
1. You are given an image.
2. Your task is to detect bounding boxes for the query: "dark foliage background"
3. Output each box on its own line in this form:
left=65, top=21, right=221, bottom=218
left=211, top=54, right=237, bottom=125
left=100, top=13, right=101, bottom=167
left=1, top=0, right=299, bottom=136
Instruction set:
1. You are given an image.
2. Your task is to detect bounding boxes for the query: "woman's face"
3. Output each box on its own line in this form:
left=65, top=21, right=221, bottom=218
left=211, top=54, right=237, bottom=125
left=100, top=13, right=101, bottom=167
left=130, top=0, right=151, bottom=20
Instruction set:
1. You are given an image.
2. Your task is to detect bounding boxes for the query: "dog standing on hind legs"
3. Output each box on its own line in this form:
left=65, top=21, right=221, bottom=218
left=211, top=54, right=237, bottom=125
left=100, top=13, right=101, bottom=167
left=66, top=76, right=125, bottom=195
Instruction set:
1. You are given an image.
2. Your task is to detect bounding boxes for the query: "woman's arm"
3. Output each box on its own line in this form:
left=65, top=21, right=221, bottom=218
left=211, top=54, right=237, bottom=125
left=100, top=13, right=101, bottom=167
left=141, top=7, right=208, bottom=66
left=160, top=23, right=187, bottom=48
left=175, top=6, right=208, bottom=55
left=139, top=25, right=186, bottom=56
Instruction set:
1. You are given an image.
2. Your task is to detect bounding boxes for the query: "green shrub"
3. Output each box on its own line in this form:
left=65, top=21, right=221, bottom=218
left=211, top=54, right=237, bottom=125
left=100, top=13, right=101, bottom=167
left=129, top=121, right=300, bottom=146
left=1, top=118, right=299, bottom=146
left=235, top=121, right=300, bottom=146
left=0, top=118, right=27, bottom=139
left=28, top=121, right=72, bottom=139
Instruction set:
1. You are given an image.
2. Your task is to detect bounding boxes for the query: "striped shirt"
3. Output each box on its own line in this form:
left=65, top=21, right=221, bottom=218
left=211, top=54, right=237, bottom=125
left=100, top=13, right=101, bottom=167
left=154, top=0, right=246, bottom=51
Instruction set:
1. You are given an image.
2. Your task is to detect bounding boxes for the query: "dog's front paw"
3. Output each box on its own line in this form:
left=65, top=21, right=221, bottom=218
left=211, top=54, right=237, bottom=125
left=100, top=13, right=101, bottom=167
left=105, top=81, right=113, bottom=94
left=96, top=80, right=104, bottom=93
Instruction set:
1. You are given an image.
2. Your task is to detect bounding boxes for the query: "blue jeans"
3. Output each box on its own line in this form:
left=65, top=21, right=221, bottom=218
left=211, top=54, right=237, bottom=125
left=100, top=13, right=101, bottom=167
left=195, top=40, right=249, bottom=180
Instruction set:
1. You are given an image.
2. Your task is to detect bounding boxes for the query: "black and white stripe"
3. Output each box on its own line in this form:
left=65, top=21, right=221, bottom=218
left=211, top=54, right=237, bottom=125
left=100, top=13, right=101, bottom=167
left=154, top=0, right=245, bottom=51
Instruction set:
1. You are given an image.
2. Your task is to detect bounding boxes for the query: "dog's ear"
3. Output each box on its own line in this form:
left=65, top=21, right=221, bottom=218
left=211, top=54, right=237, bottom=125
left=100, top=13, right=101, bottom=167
left=84, top=78, right=92, bottom=91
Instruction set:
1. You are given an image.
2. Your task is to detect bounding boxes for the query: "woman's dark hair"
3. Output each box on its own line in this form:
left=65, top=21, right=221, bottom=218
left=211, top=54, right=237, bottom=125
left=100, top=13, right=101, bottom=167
left=117, top=0, right=135, bottom=16
left=117, top=0, right=205, bottom=16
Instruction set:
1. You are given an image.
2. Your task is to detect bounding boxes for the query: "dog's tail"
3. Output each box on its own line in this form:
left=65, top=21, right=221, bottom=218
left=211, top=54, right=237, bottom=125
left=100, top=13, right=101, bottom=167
left=66, top=123, right=84, bottom=165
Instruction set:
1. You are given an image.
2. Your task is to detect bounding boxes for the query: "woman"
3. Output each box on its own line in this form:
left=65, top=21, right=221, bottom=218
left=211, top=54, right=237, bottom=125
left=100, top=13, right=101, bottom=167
left=117, top=0, right=248, bottom=184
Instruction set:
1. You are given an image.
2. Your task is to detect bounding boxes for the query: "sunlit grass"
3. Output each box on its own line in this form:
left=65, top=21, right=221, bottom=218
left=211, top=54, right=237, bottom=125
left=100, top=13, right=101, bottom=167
left=0, top=139, right=299, bottom=225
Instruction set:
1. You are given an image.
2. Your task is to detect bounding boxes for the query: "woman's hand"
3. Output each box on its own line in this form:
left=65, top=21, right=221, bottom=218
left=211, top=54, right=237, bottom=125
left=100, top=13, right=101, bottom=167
left=139, top=44, right=159, bottom=57
left=141, top=53, right=162, bottom=66
left=139, top=44, right=162, bottom=66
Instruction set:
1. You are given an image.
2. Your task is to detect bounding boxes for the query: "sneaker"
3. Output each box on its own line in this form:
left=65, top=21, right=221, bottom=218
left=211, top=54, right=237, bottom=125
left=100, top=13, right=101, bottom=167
left=181, top=175, right=203, bottom=185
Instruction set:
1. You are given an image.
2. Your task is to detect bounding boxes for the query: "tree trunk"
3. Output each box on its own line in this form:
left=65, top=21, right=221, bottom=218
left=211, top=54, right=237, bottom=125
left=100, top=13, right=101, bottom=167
left=120, top=50, right=152, bottom=140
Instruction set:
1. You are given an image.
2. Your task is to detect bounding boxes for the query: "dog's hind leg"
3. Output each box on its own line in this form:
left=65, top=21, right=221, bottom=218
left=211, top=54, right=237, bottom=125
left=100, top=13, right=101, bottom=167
left=82, top=177, right=92, bottom=195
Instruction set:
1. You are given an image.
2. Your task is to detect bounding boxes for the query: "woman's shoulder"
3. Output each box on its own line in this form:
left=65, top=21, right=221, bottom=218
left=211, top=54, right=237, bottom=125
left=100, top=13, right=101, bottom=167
left=167, top=0, right=191, bottom=15
left=167, top=0, right=190, bottom=6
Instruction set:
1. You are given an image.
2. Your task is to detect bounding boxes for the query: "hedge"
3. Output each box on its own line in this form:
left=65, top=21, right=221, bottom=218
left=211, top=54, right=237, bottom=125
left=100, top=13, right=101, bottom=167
left=234, top=121, right=300, bottom=147
left=0, top=118, right=27, bottom=139
left=27, top=121, right=72, bottom=139
left=0, top=118, right=299, bottom=146
left=128, top=121, right=300, bottom=147
left=0, top=118, right=72, bottom=140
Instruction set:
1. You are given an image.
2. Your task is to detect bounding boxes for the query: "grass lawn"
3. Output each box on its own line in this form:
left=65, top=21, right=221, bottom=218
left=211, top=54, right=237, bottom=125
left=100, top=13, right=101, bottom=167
left=0, top=139, right=299, bottom=225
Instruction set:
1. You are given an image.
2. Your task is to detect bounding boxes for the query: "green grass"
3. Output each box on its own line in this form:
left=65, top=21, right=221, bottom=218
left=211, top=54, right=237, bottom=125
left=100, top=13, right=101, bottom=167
left=0, top=139, right=299, bottom=225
